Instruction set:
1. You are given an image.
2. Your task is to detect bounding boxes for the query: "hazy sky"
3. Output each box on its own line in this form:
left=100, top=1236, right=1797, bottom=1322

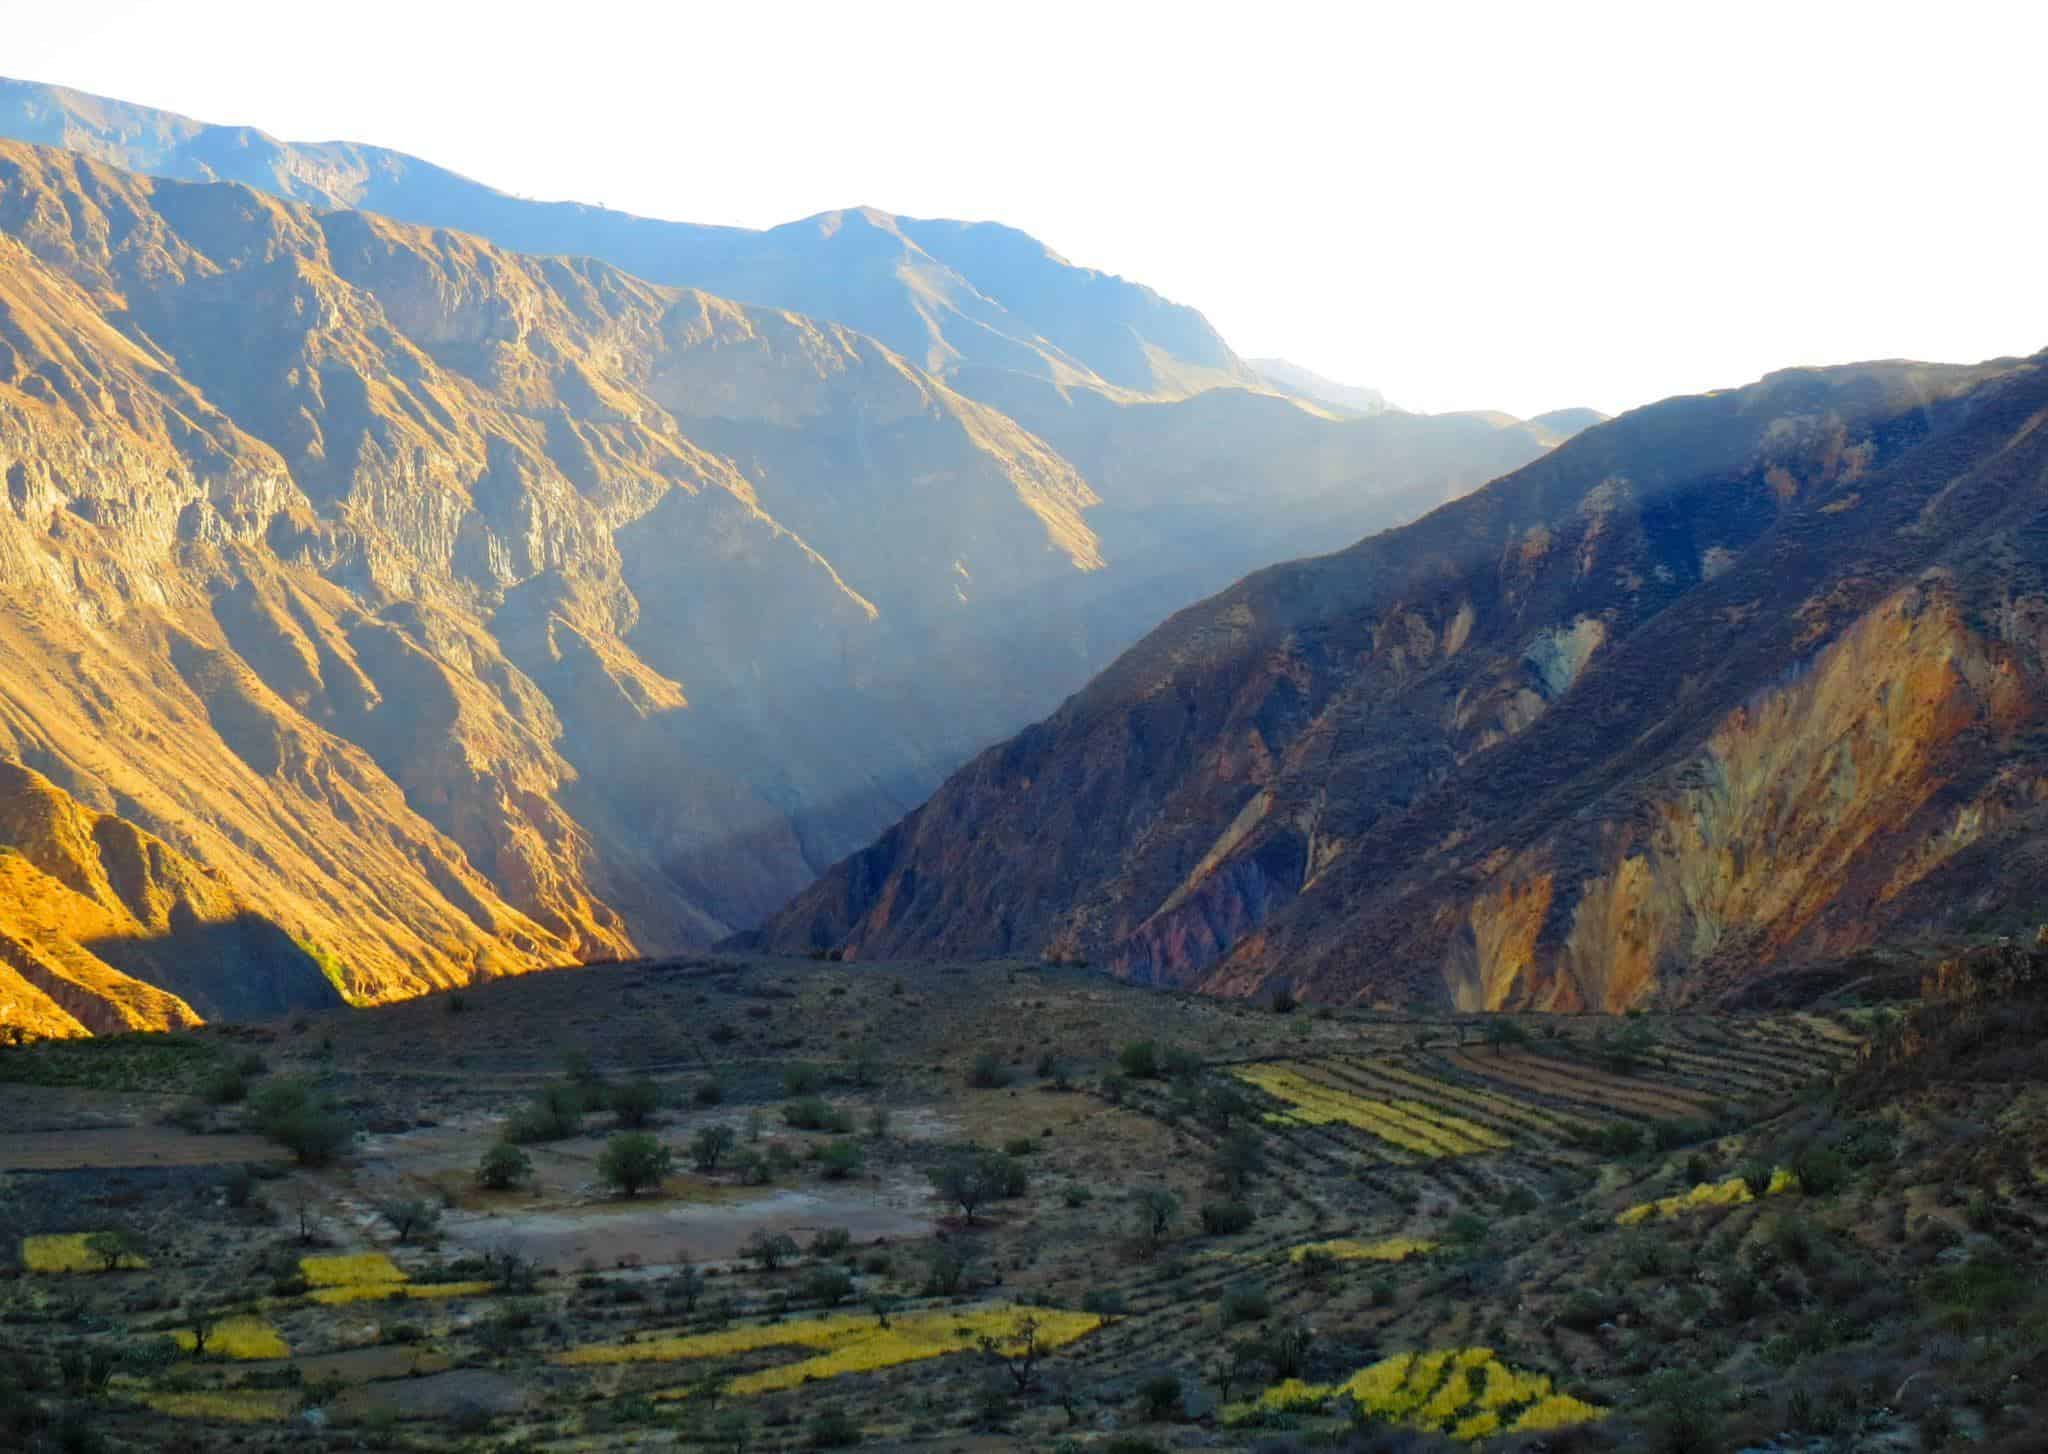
left=7, top=0, right=2043, bottom=416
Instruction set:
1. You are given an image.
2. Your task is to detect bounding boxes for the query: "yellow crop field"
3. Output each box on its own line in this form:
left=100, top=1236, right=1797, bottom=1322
left=21, top=1233, right=148, bottom=1273
left=309, top=1278, right=494, bottom=1305
left=1362, top=1060, right=1595, bottom=1136
left=1290, top=1237, right=1437, bottom=1263
left=1231, top=1065, right=1508, bottom=1157
left=560, top=1302, right=1101, bottom=1395
left=1224, top=1346, right=1605, bottom=1438
left=300, top=1251, right=404, bottom=1286
left=1615, top=1167, right=1797, bottom=1225
left=133, top=1390, right=296, bottom=1423
left=171, top=1315, right=290, bottom=1360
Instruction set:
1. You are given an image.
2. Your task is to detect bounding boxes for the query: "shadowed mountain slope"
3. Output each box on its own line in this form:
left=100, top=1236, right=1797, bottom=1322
left=749, top=352, right=2048, bottom=1010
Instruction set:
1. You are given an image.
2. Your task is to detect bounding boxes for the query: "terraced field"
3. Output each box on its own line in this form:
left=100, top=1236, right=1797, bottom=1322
left=7, top=956, right=1969, bottom=1454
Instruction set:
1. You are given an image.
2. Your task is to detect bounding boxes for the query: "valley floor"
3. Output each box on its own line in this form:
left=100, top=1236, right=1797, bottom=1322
left=2, top=956, right=2043, bottom=1452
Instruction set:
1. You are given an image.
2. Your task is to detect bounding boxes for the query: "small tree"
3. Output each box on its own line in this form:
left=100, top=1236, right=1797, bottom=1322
left=611, top=1078, right=662, bottom=1129
left=691, top=1124, right=738, bottom=1172
left=1266, top=1319, right=1315, bottom=1380
left=596, top=1132, right=674, bottom=1198
left=978, top=1314, right=1045, bottom=1394
left=83, top=1230, right=138, bottom=1273
left=378, top=1197, right=442, bottom=1244
left=1131, top=1187, right=1180, bottom=1256
left=249, top=1078, right=351, bottom=1166
left=477, top=1141, right=533, bottom=1190
left=742, top=1229, right=799, bottom=1273
left=1483, top=1018, right=1531, bottom=1055
left=1215, top=1127, right=1266, bottom=1193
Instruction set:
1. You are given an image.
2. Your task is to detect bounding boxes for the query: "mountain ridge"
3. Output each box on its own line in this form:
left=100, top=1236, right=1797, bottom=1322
left=746, top=350, right=2048, bottom=1011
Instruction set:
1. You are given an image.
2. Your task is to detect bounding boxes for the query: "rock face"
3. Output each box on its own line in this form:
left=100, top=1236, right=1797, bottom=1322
left=750, top=353, right=2048, bottom=1010
left=0, top=138, right=1565, bottom=1032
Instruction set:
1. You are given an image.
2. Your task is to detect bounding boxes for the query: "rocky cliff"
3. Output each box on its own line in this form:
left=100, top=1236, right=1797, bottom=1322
left=751, top=352, right=2048, bottom=1009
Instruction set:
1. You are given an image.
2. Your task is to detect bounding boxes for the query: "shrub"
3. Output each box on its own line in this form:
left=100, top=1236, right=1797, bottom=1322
left=811, top=1227, right=853, bottom=1258
left=1118, top=1041, right=1160, bottom=1079
left=784, top=1097, right=851, bottom=1132
left=1137, top=1373, right=1183, bottom=1421
left=815, top=1139, right=864, bottom=1180
left=1200, top=1199, right=1255, bottom=1235
left=1793, top=1147, right=1848, bottom=1197
left=968, top=1052, right=1013, bottom=1089
left=249, top=1079, right=351, bottom=1166
left=784, top=1063, right=825, bottom=1095
left=610, top=1078, right=662, bottom=1128
left=1161, top=1046, right=1203, bottom=1079
left=1002, top=1135, right=1038, bottom=1157
left=803, top=1267, right=855, bottom=1306
left=201, top=1067, right=248, bottom=1105
left=693, top=1076, right=725, bottom=1106
left=691, top=1124, right=738, bottom=1172
left=1219, top=1284, right=1270, bottom=1327
left=222, top=1165, right=256, bottom=1208
left=595, top=1132, right=674, bottom=1197
left=477, top=1141, right=532, bottom=1190
left=808, top=1408, right=861, bottom=1448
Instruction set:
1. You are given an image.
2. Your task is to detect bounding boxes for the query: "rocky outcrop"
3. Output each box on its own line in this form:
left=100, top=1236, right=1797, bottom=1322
left=752, top=354, right=2048, bottom=1010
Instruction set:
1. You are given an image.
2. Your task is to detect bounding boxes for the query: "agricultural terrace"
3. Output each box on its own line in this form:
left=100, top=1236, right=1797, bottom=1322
left=7, top=953, right=2023, bottom=1453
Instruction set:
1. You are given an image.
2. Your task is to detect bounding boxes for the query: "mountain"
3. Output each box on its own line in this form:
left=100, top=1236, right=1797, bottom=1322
left=0, top=77, right=1257, bottom=407
left=1249, top=357, right=1393, bottom=416
left=0, top=136, right=1570, bottom=1033
left=749, top=351, right=2048, bottom=1010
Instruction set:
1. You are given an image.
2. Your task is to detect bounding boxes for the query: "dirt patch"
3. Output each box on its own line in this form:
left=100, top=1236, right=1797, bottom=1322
left=437, top=1172, right=938, bottom=1268
left=0, top=1127, right=289, bottom=1171
left=330, top=1368, right=536, bottom=1420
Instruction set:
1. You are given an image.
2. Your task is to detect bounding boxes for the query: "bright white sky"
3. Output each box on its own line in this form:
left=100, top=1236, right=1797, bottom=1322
left=8, top=0, right=2044, bottom=416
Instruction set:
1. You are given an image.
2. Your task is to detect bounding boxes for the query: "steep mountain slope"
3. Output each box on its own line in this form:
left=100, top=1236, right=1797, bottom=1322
left=0, top=139, right=1568, bottom=1033
left=0, top=77, right=1256, bottom=405
left=751, top=352, right=2048, bottom=1010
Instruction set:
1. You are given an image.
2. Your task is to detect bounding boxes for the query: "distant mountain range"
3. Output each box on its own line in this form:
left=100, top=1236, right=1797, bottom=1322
left=1249, top=358, right=1394, bottom=416
left=0, top=79, right=1599, bottom=1035
left=0, top=78, right=1254, bottom=408
left=749, top=350, right=2048, bottom=1010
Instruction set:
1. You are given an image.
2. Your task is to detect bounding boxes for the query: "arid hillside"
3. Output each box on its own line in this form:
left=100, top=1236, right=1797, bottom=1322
left=753, top=352, right=2048, bottom=1009
left=0, top=138, right=1566, bottom=1032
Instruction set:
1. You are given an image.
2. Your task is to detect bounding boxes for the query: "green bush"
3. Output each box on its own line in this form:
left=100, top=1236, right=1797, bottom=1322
left=595, top=1132, right=674, bottom=1198
left=476, top=1141, right=532, bottom=1190
left=1199, top=1199, right=1255, bottom=1235
left=1118, top=1041, right=1160, bottom=1079
left=610, top=1078, right=662, bottom=1128
left=248, top=1079, right=351, bottom=1166
left=815, top=1139, right=864, bottom=1180
left=784, top=1097, right=852, bottom=1132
